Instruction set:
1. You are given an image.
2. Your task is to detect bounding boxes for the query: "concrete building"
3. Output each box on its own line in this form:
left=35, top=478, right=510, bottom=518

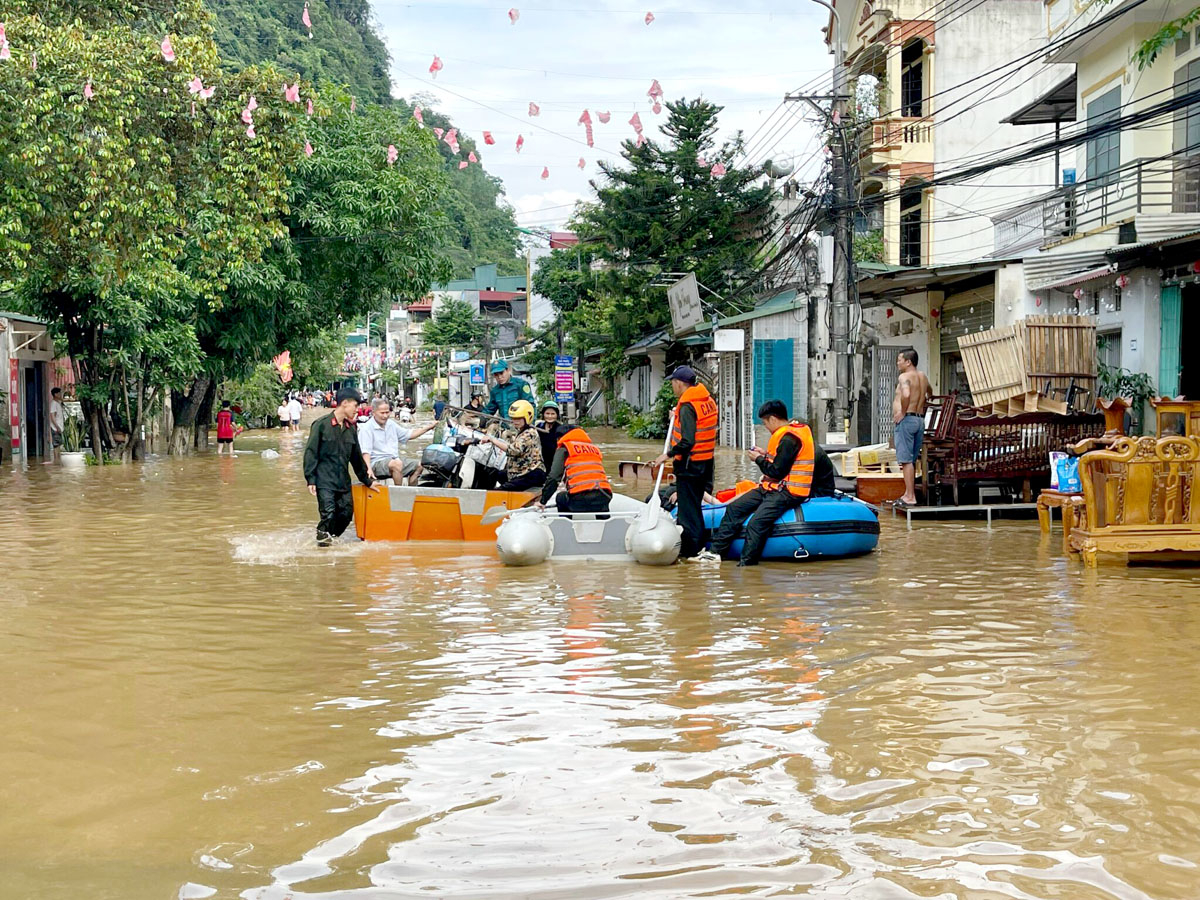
left=990, top=0, right=1200, bottom=400
left=1, top=312, right=55, bottom=463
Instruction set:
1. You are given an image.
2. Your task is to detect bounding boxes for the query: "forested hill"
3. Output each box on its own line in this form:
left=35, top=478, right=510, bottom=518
left=208, top=0, right=393, bottom=105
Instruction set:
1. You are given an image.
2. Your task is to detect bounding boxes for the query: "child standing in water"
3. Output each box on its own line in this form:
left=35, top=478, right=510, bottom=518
left=216, top=400, right=236, bottom=456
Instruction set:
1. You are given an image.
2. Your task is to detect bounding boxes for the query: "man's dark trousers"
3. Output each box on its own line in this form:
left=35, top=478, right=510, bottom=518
left=674, top=474, right=709, bottom=558
left=317, top=488, right=355, bottom=542
left=710, top=486, right=803, bottom=564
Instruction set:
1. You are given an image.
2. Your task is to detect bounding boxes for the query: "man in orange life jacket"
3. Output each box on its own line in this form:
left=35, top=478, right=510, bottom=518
left=536, top=426, right=613, bottom=514
left=711, top=399, right=837, bottom=566
left=652, top=366, right=717, bottom=558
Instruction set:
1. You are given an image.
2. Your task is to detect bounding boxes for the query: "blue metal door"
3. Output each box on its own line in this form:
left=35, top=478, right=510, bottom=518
left=1160, top=284, right=1182, bottom=396
left=753, top=339, right=794, bottom=416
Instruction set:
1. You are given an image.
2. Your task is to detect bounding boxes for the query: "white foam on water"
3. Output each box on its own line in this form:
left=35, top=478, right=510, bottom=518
left=230, top=527, right=363, bottom=566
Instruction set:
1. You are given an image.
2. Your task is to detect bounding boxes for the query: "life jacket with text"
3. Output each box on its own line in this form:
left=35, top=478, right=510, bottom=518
left=558, top=427, right=612, bottom=495
left=671, top=384, right=718, bottom=463
left=760, top=421, right=815, bottom=498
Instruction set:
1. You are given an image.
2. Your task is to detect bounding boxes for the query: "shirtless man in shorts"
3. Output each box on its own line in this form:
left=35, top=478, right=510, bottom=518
left=892, top=348, right=932, bottom=507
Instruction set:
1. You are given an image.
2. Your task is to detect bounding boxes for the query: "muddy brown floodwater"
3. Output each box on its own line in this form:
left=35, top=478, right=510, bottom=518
left=2, top=422, right=1199, bottom=900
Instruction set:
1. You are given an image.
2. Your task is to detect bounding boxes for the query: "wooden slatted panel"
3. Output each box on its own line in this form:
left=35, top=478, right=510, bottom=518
left=958, top=322, right=1030, bottom=406
left=1025, top=314, right=1097, bottom=410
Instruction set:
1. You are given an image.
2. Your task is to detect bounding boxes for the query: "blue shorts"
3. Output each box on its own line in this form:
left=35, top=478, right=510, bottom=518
left=894, top=414, right=924, bottom=464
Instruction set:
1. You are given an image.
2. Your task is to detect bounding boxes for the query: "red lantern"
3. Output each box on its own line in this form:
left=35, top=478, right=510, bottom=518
left=1116, top=274, right=1130, bottom=289
left=1073, top=287, right=1084, bottom=301
left=1191, top=261, right=1200, bottom=274
left=885, top=308, right=894, bottom=318
left=1035, top=296, right=1043, bottom=307
left=930, top=308, right=940, bottom=318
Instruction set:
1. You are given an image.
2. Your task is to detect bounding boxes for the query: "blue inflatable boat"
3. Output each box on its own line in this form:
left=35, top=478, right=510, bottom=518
left=691, top=493, right=880, bottom=561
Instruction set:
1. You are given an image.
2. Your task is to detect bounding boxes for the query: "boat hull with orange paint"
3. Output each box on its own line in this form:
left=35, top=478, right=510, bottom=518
left=352, top=484, right=537, bottom=542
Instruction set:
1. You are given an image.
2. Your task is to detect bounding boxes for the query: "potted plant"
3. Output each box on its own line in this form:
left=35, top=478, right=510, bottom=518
left=61, top=414, right=87, bottom=468
left=1097, top=364, right=1156, bottom=435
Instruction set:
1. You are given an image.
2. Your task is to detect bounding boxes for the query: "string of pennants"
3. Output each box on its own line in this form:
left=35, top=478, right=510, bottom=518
left=0, top=6, right=731, bottom=179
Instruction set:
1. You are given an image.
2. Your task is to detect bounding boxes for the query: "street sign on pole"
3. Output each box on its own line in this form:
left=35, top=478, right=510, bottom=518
left=469, top=362, right=485, bottom=385
left=666, top=273, right=703, bottom=335
left=554, top=354, right=575, bottom=402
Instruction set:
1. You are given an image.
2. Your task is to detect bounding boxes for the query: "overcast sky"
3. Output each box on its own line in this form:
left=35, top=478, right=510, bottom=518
left=372, top=0, right=831, bottom=232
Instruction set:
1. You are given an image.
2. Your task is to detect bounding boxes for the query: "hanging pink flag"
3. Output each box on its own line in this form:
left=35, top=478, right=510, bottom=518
left=636, top=134, right=646, bottom=147
left=645, top=11, right=654, bottom=24
left=578, top=109, right=594, bottom=147
left=161, top=35, right=175, bottom=62
left=285, top=82, right=300, bottom=103
left=459, top=160, right=468, bottom=169
left=429, top=55, right=443, bottom=78
left=433, top=127, right=444, bottom=138
left=350, top=97, right=356, bottom=112
left=241, top=107, right=254, bottom=125
left=629, top=111, right=643, bottom=137
left=302, top=2, right=313, bottom=37
left=187, top=76, right=203, bottom=94
left=83, top=80, right=93, bottom=99
left=0, top=41, right=9, bottom=61
left=597, top=110, right=611, bottom=124
left=307, top=97, right=313, bottom=116
left=711, top=162, right=726, bottom=176
left=304, top=140, right=314, bottom=157
left=246, top=124, right=256, bottom=138
left=578, top=157, right=585, bottom=169
left=508, top=7, right=519, bottom=24
left=199, top=86, right=215, bottom=99
left=652, top=100, right=662, bottom=114
left=468, top=151, right=478, bottom=163
left=516, top=134, right=524, bottom=152
left=483, top=131, right=495, bottom=145
left=387, top=144, right=398, bottom=165
left=413, top=105, right=423, bottom=125
left=541, top=167, right=549, bottom=179
left=528, top=101, right=540, bottom=117
left=247, top=95, right=258, bottom=111
left=0, top=24, right=6, bottom=43
left=697, top=155, right=707, bottom=167
left=647, top=79, right=663, bottom=101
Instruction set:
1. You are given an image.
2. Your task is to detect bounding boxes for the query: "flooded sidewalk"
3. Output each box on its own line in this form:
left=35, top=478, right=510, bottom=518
left=1, top=428, right=1198, bottom=900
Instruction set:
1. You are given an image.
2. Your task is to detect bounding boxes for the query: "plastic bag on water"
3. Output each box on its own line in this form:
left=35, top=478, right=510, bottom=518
left=261, top=449, right=281, bottom=460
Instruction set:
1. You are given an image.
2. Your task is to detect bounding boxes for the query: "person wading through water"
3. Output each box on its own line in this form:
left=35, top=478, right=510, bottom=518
left=303, top=388, right=380, bottom=546
left=652, top=366, right=719, bottom=561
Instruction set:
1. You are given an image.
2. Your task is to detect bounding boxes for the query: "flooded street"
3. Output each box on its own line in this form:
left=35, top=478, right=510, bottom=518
left=2, top=424, right=1199, bottom=900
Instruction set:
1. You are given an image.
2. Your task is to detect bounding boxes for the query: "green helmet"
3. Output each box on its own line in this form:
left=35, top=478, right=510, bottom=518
left=540, top=400, right=560, bottom=413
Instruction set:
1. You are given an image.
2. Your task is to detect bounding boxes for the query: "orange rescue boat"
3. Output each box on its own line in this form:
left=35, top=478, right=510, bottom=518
left=352, top=484, right=537, bottom=542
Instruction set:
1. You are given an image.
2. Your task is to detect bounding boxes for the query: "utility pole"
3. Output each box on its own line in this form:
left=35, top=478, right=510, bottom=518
left=790, top=0, right=855, bottom=442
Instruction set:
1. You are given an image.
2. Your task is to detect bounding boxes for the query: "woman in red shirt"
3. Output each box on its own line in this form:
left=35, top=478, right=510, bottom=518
left=216, top=400, right=236, bottom=456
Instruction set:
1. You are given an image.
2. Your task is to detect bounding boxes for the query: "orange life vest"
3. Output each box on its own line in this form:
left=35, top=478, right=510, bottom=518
left=671, top=383, right=718, bottom=463
left=760, top=421, right=815, bottom=498
left=558, top=427, right=612, bottom=495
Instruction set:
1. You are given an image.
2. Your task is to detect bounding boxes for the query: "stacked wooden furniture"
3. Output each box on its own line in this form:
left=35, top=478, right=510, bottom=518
left=1067, top=435, right=1200, bottom=566
left=958, top=315, right=1097, bottom=415
left=925, top=407, right=1104, bottom=505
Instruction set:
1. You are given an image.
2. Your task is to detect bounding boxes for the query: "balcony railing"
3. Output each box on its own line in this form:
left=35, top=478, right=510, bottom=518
left=993, top=153, right=1200, bottom=255
left=861, top=117, right=933, bottom=165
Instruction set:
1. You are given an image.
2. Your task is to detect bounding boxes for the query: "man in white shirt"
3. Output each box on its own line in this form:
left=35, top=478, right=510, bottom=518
left=49, top=387, right=65, bottom=461
left=287, top=395, right=303, bottom=432
left=358, top=397, right=436, bottom=484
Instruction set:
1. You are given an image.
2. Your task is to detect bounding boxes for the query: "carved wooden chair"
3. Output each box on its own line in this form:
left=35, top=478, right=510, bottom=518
left=1067, top=435, right=1200, bottom=566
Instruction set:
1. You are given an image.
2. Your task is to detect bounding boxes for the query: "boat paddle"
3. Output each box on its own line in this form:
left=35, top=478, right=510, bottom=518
left=480, top=499, right=539, bottom=525
left=638, top=408, right=676, bottom=533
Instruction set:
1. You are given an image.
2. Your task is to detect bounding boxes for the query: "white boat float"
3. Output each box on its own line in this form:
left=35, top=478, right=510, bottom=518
left=495, top=494, right=681, bottom=567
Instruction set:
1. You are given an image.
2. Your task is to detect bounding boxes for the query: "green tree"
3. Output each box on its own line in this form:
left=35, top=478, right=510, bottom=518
left=226, top=362, right=286, bottom=421
left=1, top=0, right=304, bottom=459
left=422, top=298, right=489, bottom=350
left=170, top=92, right=454, bottom=452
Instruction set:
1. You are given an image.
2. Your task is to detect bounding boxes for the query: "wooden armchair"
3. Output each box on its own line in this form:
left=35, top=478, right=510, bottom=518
left=1067, top=435, right=1200, bottom=566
